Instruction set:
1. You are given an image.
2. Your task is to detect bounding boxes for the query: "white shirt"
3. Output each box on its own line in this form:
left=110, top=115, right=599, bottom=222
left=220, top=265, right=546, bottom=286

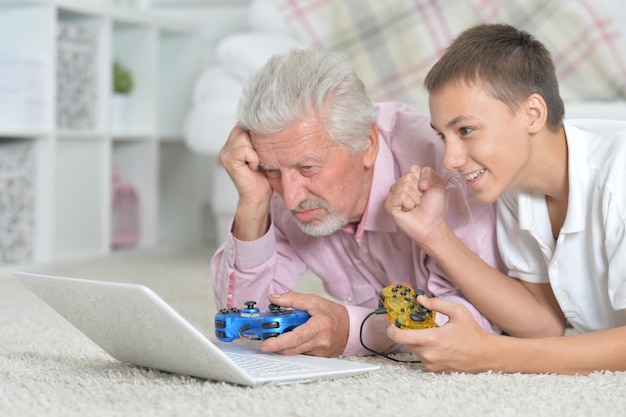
left=497, top=119, right=626, bottom=333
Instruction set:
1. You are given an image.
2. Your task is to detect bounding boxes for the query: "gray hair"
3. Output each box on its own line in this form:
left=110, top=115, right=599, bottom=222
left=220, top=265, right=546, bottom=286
left=236, top=48, right=376, bottom=153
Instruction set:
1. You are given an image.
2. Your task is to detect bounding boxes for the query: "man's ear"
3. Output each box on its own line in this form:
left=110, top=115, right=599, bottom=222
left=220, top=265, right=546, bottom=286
left=525, top=94, right=548, bottom=133
left=363, top=124, right=379, bottom=168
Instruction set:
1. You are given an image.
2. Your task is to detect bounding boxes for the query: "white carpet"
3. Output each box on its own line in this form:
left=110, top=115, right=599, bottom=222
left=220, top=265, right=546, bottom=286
left=1, top=248, right=625, bottom=417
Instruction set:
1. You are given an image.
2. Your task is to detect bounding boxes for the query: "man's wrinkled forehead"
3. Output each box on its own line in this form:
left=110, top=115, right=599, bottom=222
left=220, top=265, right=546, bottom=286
left=251, top=128, right=336, bottom=171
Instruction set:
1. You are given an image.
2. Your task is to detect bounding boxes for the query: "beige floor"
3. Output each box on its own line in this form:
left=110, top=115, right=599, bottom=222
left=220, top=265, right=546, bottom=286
left=3, top=246, right=626, bottom=417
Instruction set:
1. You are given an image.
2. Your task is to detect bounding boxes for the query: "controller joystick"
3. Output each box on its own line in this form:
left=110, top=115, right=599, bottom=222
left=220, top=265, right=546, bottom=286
left=378, top=284, right=437, bottom=329
left=268, top=303, right=283, bottom=313
left=215, top=301, right=310, bottom=342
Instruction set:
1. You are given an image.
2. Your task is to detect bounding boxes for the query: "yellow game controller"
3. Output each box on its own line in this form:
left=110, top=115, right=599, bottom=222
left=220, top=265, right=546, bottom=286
left=378, top=284, right=438, bottom=329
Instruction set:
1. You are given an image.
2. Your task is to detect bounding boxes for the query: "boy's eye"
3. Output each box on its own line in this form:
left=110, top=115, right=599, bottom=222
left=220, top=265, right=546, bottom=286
left=435, top=132, right=445, bottom=141
left=460, top=127, right=473, bottom=135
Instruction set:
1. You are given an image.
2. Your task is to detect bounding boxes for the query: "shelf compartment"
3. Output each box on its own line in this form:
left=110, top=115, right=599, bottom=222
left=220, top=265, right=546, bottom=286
left=157, top=28, right=200, bottom=139
left=158, top=141, right=209, bottom=248
left=0, top=139, right=37, bottom=265
left=111, top=20, right=157, bottom=135
left=54, top=136, right=109, bottom=260
left=0, top=3, right=53, bottom=132
left=112, top=140, right=157, bottom=248
left=56, top=8, right=107, bottom=133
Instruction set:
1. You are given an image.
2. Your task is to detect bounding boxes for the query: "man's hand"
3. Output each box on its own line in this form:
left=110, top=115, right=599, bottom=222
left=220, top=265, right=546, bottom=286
left=384, top=165, right=447, bottom=245
left=219, top=125, right=273, bottom=240
left=219, top=125, right=273, bottom=206
left=260, top=292, right=349, bottom=358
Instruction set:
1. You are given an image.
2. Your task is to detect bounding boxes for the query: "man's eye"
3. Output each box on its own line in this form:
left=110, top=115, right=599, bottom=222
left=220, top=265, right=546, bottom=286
left=460, top=127, right=473, bottom=135
left=263, top=168, right=280, bottom=177
left=435, top=132, right=445, bottom=141
left=299, top=165, right=318, bottom=176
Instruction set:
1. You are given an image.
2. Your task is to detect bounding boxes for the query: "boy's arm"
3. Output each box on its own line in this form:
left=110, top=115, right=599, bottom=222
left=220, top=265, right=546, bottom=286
left=422, top=220, right=566, bottom=337
left=385, top=166, right=566, bottom=337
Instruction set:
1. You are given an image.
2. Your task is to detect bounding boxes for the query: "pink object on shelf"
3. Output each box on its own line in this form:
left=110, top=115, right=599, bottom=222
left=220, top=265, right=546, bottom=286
left=111, top=168, right=140, bottom=247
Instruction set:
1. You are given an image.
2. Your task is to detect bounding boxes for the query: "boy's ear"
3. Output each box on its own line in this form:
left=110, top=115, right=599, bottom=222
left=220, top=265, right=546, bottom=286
left=525, top=94, right=548, bottom=133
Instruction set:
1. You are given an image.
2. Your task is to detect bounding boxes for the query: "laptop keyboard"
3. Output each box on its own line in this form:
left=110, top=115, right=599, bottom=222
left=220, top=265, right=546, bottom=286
left=225, top=352, right=323, bottom=377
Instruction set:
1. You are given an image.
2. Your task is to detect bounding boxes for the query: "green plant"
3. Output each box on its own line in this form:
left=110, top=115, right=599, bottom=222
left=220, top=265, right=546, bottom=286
left=113, top=61, right=133, bottom=94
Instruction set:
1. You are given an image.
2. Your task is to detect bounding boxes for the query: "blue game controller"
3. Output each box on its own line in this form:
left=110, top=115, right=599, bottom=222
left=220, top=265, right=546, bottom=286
left=215, top=301, right=310, bottom=342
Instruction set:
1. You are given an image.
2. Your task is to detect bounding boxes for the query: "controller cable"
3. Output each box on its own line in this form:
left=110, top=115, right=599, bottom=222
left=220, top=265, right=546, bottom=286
left=359, top=307, right=422, bottom=363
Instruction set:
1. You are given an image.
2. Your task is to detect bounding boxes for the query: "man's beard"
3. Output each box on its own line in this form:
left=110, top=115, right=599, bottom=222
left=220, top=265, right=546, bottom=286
left=292, top=199, right=348, bottom=237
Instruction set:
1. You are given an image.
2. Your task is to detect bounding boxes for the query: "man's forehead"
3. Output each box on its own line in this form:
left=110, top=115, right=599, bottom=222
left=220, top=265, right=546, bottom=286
left=258, top=148, right=332, bottom=171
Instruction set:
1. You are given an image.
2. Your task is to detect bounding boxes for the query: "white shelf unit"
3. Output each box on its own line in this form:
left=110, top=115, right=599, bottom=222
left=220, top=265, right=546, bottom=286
left=0, top=0, right=204, bottom=264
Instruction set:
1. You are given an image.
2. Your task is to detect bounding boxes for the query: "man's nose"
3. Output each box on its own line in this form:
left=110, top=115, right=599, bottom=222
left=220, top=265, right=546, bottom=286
left=280, top=175, right=307, bottom=210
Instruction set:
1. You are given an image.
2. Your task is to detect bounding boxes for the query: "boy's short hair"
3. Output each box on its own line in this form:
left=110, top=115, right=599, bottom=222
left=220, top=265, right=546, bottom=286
left=425, top=23, right=564, bottom=131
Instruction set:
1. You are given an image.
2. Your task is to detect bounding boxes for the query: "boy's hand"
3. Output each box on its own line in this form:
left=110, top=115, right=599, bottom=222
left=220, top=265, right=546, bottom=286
left=386, top=296, right=497, bottom=373
left=384, top=165, right=447, bottom=244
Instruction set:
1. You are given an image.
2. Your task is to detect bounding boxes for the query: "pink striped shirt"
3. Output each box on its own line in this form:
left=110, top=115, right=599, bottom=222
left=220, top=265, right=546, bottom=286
left=211, top=101, right=505, bottom=356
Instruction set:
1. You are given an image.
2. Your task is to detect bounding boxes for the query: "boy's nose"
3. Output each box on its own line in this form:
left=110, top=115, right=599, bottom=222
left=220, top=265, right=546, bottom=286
left=443, top=140, right=467, bottom=171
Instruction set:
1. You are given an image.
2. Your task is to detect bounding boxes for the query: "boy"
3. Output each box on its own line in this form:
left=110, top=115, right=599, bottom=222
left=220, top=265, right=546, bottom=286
left=384, top=23, right=626, bottom=374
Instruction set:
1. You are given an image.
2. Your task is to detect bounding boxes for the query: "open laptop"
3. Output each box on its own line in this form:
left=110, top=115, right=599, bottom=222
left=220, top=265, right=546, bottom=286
left=15, top=271, right=379, bottom=386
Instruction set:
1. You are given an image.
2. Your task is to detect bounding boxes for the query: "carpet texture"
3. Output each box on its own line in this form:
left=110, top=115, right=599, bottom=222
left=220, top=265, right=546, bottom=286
left=1, top=248, right=625, bottom=417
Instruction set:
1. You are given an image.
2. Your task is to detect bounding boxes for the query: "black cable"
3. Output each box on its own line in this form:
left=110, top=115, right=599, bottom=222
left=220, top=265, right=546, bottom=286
left=359, top=308, right=422, bottom=363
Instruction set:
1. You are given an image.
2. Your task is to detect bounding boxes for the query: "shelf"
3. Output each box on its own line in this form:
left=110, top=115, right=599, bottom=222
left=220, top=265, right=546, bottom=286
left=57, top=131, right=105, bottom=140
left=0, top=129, right=51, bottom=138
left=111, top=132, right=155, bottom=141
left=0, top=0, right=203, bottom=265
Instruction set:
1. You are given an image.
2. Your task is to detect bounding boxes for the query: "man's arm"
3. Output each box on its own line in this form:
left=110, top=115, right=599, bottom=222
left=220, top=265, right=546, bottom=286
left=210, top=223, right=307, bottom=311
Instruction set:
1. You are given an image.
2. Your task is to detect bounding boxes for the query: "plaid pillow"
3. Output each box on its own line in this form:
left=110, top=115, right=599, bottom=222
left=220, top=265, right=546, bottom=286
left=278, top=0, right=626, bottom=108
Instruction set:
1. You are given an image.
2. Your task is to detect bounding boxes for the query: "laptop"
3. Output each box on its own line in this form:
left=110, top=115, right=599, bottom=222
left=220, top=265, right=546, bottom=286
left=15, top=271, right=379, bottom=386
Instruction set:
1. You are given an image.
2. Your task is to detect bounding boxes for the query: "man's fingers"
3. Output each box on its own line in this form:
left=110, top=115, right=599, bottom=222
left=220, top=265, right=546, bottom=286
left=268, top=292, right=321, bottom=311
left=260, top=324, right=311, bottom=355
